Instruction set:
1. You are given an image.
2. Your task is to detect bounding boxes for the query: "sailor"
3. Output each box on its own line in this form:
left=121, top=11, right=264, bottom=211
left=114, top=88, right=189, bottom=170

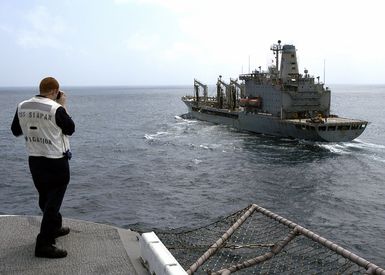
left=11, top=77, right=75, bottom=258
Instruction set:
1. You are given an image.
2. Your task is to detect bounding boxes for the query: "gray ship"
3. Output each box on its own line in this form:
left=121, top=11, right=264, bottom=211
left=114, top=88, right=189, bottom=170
left=182, top=40, right=367, bottom=142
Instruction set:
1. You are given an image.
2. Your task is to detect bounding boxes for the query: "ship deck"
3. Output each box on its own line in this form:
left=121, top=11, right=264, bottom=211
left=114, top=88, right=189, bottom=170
left=183, top=99, right=367, bottom=126
left=285, top=117, right=367, bottom=125
left=0, top=215, right=149, bottom=275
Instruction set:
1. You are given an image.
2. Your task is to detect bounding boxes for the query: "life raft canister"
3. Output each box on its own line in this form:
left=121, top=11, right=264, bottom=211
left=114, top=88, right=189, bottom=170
left=239, top=97, right=261, bottom=108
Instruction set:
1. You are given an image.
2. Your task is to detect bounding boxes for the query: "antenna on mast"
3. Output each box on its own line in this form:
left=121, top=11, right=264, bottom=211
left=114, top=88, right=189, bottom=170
left=270, top=40, right=282, bottom=75
left=323, top=59, right=326, bottom=84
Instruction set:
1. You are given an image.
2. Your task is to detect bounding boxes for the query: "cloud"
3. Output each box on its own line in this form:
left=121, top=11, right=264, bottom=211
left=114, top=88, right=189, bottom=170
left=27, top=6, right=67, bottom=33
left=113, top=0, right=183, bottom=9
left=117, top=0, right=275, bottom=66
left=118, top=0, right=384, bottom=60
left=161, top=41, right=201, bottom=61
left=16, top=5, right=71, bottom=51
left=117, top=0, right=385, bottom=83
left=125, top=33, right=161, bottom=51
left=0, top=24, right=13, bottom=34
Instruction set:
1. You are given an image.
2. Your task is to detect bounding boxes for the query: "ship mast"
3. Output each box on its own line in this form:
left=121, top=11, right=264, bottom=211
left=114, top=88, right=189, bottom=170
left=270, top=40, right=282, bottom=76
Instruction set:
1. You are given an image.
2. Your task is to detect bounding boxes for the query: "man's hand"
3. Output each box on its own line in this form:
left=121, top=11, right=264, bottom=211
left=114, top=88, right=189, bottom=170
left=56, top=91, right=67, bottom=106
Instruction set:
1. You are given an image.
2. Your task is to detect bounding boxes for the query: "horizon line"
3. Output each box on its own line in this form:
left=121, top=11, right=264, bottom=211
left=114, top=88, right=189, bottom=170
left=1, top=83, right=385, bottom=88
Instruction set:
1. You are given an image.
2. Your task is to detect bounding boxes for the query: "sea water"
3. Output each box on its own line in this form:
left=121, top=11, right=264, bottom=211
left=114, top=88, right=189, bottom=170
left=1, top=84, right=384, bottom=267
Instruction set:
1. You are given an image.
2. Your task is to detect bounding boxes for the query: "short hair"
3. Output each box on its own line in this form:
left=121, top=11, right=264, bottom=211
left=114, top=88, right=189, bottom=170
left=39, top=77, right=59, bottom=94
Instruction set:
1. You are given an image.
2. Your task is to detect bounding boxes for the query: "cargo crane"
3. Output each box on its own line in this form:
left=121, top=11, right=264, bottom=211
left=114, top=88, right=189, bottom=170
left=193, top=79, right=208, bottom=103
left=216, top=76, right=236, bottom=110
left=230, top=78, right=245, bottom=99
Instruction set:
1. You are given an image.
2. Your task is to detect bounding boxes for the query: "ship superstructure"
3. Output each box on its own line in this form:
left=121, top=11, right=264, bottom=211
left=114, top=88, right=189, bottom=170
left=182, top=40, right=367, bottom=142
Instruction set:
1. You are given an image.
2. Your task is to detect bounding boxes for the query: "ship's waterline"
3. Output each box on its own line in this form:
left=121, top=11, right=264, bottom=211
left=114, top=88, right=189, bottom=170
left=183, top=100, right=367, bottom=142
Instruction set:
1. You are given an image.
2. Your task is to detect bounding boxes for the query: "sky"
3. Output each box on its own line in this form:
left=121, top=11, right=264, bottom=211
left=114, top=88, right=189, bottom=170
left=0, top=0, right=384, bottom=86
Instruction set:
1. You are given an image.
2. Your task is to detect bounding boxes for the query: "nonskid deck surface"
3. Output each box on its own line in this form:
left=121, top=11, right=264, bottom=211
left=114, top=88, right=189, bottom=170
left=0, top=216, right=148, bottom=275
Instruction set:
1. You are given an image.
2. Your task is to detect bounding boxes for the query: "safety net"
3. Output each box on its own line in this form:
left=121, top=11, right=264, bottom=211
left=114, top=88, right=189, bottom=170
left=156, top=204, right=385, bottom=275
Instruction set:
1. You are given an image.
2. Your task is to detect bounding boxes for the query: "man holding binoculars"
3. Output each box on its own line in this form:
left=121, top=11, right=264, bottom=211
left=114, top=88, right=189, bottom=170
left=11, top=77, right=75, bottom=258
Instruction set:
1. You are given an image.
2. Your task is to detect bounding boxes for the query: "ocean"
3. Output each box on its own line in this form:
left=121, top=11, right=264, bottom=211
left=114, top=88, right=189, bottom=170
left=1, top=84, right=384, bottom=267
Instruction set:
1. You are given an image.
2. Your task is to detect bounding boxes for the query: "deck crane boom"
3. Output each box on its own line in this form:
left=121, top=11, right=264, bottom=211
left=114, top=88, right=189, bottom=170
left=217, top=76, right=236, bottom=110
left=194, top=79, right=208, bottom=103
left=230, top=78, right=245, bottom=99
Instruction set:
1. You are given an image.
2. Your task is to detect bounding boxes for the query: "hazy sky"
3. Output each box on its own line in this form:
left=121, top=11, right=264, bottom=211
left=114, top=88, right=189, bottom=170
left=1, top=0, right=384, bottom=86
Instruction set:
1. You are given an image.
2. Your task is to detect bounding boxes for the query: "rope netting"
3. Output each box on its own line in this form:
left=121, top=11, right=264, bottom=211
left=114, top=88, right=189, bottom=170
left=156, top=204, right=385, bottom=275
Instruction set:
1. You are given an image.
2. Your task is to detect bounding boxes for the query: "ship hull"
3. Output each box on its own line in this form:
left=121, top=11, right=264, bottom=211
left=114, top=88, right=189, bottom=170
left=183, top=100, right=366, bottom=142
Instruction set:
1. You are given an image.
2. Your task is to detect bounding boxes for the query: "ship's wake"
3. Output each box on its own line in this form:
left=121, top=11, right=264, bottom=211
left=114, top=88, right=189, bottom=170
left=315, top=139, right=385, bottom=163
left=144, top=131, right=169, bottom=140
left=145, top=115, right=385, bottom=165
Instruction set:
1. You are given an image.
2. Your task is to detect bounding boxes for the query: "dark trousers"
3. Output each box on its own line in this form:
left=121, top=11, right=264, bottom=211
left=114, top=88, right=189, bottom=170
left=29, top=156, right=70, bottom=245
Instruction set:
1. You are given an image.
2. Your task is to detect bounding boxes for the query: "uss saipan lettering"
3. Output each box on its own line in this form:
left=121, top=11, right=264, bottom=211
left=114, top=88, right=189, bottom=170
left=18, top=111, right=53, bottom=121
